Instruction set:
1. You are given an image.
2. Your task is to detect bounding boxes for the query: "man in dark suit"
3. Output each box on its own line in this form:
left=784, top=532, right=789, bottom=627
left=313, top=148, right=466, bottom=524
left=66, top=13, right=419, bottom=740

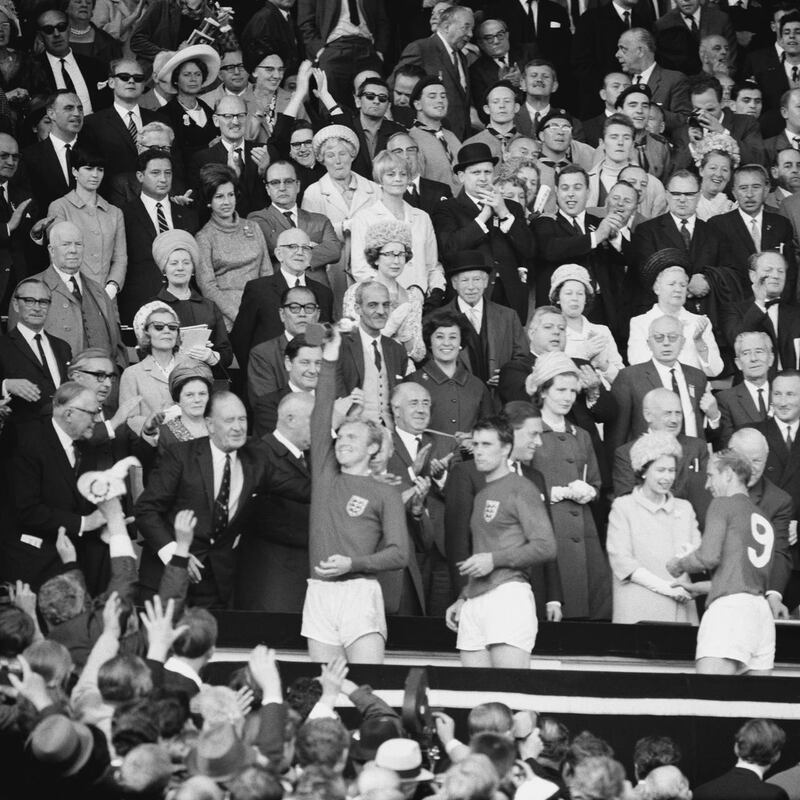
left=753, top=370, right=800, bottom=612
left=654, top=0, right=738, bottom=69
left=631, top=170, right=724, bottom=316
left=78, top=57, right=163, bottom=195
left=671, top=75, right=766, bottom=170
left=386, top=131, right=453, bottom=218
left=297, top=0, right=388, bottom=109
left=582, top=72, right=632, bottom=147
left=608, top=315, right=716, bottom=453
left=236, top=391, right=313, bottom=612
left=763, top=88, right=800, bottom=165
left=8, top=382, right=106, bottom=590
left=253, top=335, right=320, bottom=436
left=334, top=77, right=405, bottom=180
left=514, top=60, right=584, bottom=141
left=693, top=720, right=788, bottom=800
left=708, top=166, right=796, bottom=293
left=0, top=133, right=35, bottom=311
left=190, top=95, right=269, bottom=218
left=240, top=0, right=305, bottom=77
left=20, top=90, right=82, bottom=218
left=717, top=332, right=774, bottom=447
left=444, top=400, right=564, bottom=619
left=118, top=149, right=199, bottom=325
left=336, top=281, right=409, bottom=427
left=615, top=28, right=692, bottom=134
left=249, top=160, right=341, bottom=273
left=135, top=392, right=270, bottom=608
left=441, top=250, right=528, bottom=387
left=433, top=142, right=535, bottom=323
left=393, top=5, right=475, bottom=141
left=0, top=278, right=70, bottom=429
left=573, top=0, right=651, bottom=117
left=230, top=229, right=333, bottom=367
left=246, top=287, right=320, bottom=405
left=26, top=8, right=111, bottom=114
left=492, top=0, right=572, bottom=111
left=721, top=252, right=800, bottom=378
left=532, top=164, right=631, bottom=330
left=612, top=388, right=710, bottom=519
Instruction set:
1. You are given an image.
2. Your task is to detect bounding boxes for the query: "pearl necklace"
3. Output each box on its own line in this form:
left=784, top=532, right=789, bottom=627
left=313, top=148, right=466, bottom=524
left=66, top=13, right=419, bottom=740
left=70, top=25, right=91, bottom=36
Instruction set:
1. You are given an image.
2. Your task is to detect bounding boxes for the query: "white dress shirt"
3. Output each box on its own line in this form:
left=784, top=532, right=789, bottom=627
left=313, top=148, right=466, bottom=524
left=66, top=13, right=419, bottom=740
left=457, top=296, right=484, bottom=333
left=163, top=657, right=203, bottom=690
left=140, top=193, right=174, bottom=231
left=670, top=213, right=696, bottom=238
left=739, top=208, right=764, bottom=247
left=634, top=61, right=657, bottom=85
left=52, top=417, right=78, bottom=468
left=210, top=440, right=243, bottom=521
left=743, top=379, right=770, bottom=414
left=784, top=128, right=800, bottom=149
left=46, top=50, right=92, bottom=113
left=775, top=418, right=798, bottom=445
left=52, top=264, right=83, bottom=295
left=114, top=102, right=142, bottom=134
left=396, top=427, right=423, bottom=463
left=49, top=132, right=78, bottom=184
left=281, top=266, right=306, bottom=287
left=651, top=359, right=699, bottom=437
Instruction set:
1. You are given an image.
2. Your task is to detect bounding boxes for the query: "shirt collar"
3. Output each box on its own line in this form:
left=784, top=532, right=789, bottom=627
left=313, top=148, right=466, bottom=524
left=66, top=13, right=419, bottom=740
left=52, top=264, right=81, bottom=289
left=396, top=427, right=423, bottom=454
left=734, top=760, right=766, bottom=779
left=560, top=209, right=586, bottom=228
left=273, top=428, right=303, bottom=458
left=49, top=131, right=77, bottom=149
left=47, top=49, right=75, bottom=66
left=652, top=358, right=680, bottom=377
left=358, top=325, right=381, bottom=347
left=140, top=192, right=169, bottom=210
left=280, top=266, right=305, bottom=287
left=638, top=62, right=656, bottom=83
left=222, top=137, right=246, bottom=153
left=436, top=31, right=456, bottom=57
left=670, top=212, right=696, bottom=229
left=611, top=1, right=631, bottom=20
left=738, top=207, right=763, bottom=227
left=164, top=657, right=203, bottom=689
left=527, top=101, right=550, bottom=117
left=16, top=322, right=45, bottom=344
left=52, top=417, right=76, bottom=454
left=457, top=296, right=483, bottom=315
left=114, top=102, right=140, bottom=121
left=209, top=439, right=238, bottom=466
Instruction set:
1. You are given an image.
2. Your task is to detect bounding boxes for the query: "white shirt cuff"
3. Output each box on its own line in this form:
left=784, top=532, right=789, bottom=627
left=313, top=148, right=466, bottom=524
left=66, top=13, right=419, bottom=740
left=158, top=541, right=177, bottom=565
left=498, top=215, right=514, bottom=233
left=475, top=217, right=489, bottom=234
left=307, top=700, right=338, bottom=720
left=104, top=420, right=116, bottom=439
left=108, top=533, right=135, bottom=559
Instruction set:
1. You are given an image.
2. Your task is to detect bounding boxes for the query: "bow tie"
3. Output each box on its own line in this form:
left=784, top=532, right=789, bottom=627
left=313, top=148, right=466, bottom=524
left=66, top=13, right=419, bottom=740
left=765, top=299, right=781, bottom=309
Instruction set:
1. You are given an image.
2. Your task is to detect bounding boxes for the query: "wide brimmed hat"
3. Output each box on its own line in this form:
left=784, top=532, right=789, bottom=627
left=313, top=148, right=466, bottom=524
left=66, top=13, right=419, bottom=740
left=28, top=714, right=95, bottom=776
left=453, top=142, right=498, bottom=173
left=152, top=229, right=200, bottom=271
left=185, top=723, right=257, bottom=782
left=156, top=44, right=220, bottom=89
left=640, top=248, right=692, bottom=288
left=444, top=250, right=492, bottom=278
left=549, top=263, right=594, bottom=303
left=374, top=738, right=434, bottom=782
left=525, top=351, right=580, bottom=395
left=312, top=124, right=360, bottom=162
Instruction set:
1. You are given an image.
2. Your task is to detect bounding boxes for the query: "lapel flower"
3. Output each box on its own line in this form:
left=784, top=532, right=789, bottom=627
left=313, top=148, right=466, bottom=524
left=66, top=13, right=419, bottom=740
left=183, top=114, right=191, bottom=127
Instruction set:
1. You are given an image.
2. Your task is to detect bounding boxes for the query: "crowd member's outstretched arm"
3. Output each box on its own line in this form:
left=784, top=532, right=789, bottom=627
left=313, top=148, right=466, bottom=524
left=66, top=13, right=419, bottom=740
left=246, top=645, right=287, bottom=771
left=156, top=509, right=196, bottom=621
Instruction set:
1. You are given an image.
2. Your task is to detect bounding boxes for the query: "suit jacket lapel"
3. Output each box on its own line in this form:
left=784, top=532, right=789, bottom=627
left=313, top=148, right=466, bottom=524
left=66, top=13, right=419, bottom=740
left=107, top=109, right=138, bottom=156
left=45, top=139, right=68, bottom=192
left=735, top=383, right=758, bottom=418
left=198, top=443, right=215, bottom=510
left=9, top=328, right=49, bottom=376
left=731, top=211, right=756, bottom=254
left=661, top=216, right=686, bottom=251
left=45, top=421, right=81, bottom=498
left=133, top=197, right=157, bottom=236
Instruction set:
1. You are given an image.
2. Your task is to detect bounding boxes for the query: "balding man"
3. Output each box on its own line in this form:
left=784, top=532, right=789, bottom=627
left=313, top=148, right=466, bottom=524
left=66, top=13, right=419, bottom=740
left=700, top=34, right=731, bottom=76
left=78, top=57, right=163, bottom=189
left=609, top=315, right=712, bottom=453
left=191, top=95, right=269, bottom=217
left=613, top=388, right=710, bottom=519
left=9, top=222, right=127, bottom=370
left=729, top=428, right=793, bottom=620
left=231, top=227, right=334, bottom=367
left=767, top=88, right=800, bottom=165
left=236, top=391, right=314, bottom=612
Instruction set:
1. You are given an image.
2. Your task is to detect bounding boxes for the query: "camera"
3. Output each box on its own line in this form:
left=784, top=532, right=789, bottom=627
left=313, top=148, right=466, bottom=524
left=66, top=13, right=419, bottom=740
left=687, top=110, right=703, bottom=131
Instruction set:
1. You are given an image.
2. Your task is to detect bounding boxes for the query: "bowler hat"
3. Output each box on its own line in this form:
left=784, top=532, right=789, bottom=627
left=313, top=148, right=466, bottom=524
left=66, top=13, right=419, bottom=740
left=453, top=142, right=498, bottom=173
left=28, top=714, right=95, bottom=776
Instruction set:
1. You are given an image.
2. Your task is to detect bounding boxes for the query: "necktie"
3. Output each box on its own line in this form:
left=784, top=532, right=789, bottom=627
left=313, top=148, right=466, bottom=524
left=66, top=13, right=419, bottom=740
left=572, top=217, right=583, bottom=236
left=749, top=217, right=760, bottom=249
left=468, top=306, right=481, bottom=333
left=532, top=111, right=541, bottom=135
left=69, top=276, right=82, bottom=303
left=684, top=13, right=698, bottom=36
left=679, top=218, right=691, bottom=249
left=155, top=201, right=169, bottom=233
left=59, top=58, right=76, bottom=93
left=670, top=367, right=685, bottom=432
left=72, top=441, right=81, bottom=475
left=283, top=210, right=294, bottom=226
left=527, top=0, right=537, bottom=34
left=211, top=454, right=231, bottom=541
left=793, top=66, right=800, bottom=85
left=298, top=451, right=308, bottom=469
left=452, top=50, right=466, bottom=90
left=372, top=340, right=382, bottom=372
left=33, top=332, right=48, bottom=368
left=414, top=122, right=454, bottom=161
left=415, top=435, right=423, bottom=459
left=347, top=0, right=360, bottom=25
left=127, top=110, right=138, bottom=143
left=794, top=137, right=800, bottom=150
left=64, top=143, right=75, bottom=187
left=623, top=10, right=631, bottom=28
left=295, top=277, right=302, bottom=287
left=786, top=426, right=794, bottom=449
left=635, top=140, right=650, bottom=172
left=757, top=388, right=767, bottom=418
left=765, top=298, right=780, bottom=309
left=633, top=73, right=642, bottom=84
left=231, top=146, right=244, bottom=176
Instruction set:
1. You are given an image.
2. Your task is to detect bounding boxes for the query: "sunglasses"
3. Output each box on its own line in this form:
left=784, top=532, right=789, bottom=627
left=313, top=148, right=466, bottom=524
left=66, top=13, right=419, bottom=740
left=148, top=322, right=180, bottom=332
left=39, top=21, right=68, bottom=34
left=360, top=91, right=389, bottom=103
left=113, top=72, right=146, bottom=83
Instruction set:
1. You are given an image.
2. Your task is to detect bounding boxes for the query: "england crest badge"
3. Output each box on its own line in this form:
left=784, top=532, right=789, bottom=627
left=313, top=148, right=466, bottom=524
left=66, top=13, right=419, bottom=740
left=346, top=495, right=369, bottom=517
left=483, top=500, right=500, bottom=522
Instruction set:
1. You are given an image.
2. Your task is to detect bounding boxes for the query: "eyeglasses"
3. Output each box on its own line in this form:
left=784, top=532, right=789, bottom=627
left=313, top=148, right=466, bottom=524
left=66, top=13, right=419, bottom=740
left=290, top=139, right=313, bottom=148
left=148, top=322, right=180, bottom=332
left=282, top=302, right=319, bottom=314
left=15, top=295, right=51, bottom=307
left=279, top=243, right=314, bottom=253
left=479, top=30, right=508, bottom=42
left=266, top=178, right=298, bottom=187
left=667, top=190, right=699, bottom=197
left=39, top=21, right=68, bottom=34
left=216, top=112, right=247, bottom=121
left=0, top=151, right=20, bottom=161
left=651, top=333, right=682, bottom=343
left=219, top=63, right=246, bottom=72
left=113, top=72, right=145, bottom=83
left=360, top=91, right=389, bottom=103
left=389, top=145, right=418, bottom=156
left=379, top=249, right=407, bottom=260
left=74, top=368, right=115, bottom=383
left=68, top=405, right=101, bottom=416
